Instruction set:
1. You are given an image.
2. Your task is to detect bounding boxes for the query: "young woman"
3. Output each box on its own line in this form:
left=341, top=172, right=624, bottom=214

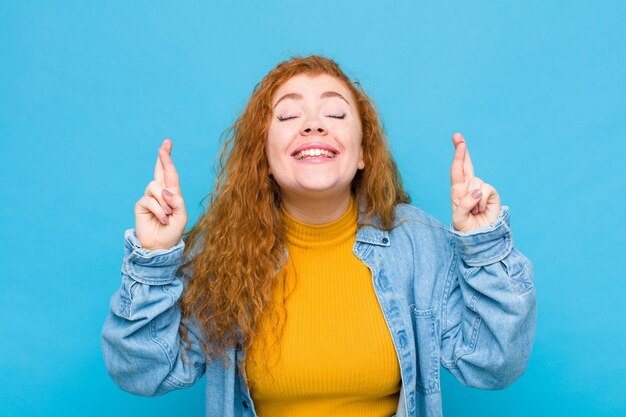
left=101, top=55, right=536, bottom=417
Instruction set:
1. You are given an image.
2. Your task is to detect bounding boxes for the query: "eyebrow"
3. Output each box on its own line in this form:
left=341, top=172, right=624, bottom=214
left=273, top=91, right=350, bottom=109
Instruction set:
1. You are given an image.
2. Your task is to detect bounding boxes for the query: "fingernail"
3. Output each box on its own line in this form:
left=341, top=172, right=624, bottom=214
left=471, top=189, right=482, bottom=199
left=162, top=216, right=169, bottom=225
left=164, top=205, right=173, bottom=214
left=163, top=189, right=173, bottom=197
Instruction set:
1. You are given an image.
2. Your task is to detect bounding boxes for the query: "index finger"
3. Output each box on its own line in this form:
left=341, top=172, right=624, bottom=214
left=154, top=139, right=168, bottom=184
left=450, top=138, right=466, bottom=185
left=452, top=132, right=475, bottom=178
left=158, top=139, right=180, bottom=189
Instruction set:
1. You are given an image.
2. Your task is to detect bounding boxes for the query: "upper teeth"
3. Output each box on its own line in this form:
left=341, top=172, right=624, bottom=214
left=294, top=148, right=336, bottom=160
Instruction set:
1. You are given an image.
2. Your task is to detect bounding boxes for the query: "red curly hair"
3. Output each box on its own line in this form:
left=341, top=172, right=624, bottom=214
left=177, top=55, right=410, bottom=383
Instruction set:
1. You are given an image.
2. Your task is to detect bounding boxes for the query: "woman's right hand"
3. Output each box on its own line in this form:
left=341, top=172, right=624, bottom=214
left=134, top=139, right=188, bottom=250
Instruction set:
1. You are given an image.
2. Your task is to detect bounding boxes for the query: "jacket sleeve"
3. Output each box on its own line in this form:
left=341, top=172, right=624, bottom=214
left=100, top=229, right=207, bottom=397
left=439, top=205, right=536, bottom=389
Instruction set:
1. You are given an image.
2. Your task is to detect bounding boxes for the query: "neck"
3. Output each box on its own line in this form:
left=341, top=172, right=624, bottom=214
left=280, top=190, right=353, bottom=225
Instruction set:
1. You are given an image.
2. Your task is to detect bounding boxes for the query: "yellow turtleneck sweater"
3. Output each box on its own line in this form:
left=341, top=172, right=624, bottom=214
left=244, top=197, right=401, bottom=417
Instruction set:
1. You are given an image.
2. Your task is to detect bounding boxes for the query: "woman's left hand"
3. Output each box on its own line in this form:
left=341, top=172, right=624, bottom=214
left=449, top=132, right=501, bottom=233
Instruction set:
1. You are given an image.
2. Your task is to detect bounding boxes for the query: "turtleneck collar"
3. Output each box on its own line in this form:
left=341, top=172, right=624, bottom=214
left=281, top=195, right=358, bottom=248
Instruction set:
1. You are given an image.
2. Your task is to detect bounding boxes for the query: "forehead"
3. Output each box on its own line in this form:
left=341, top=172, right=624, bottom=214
left=272, top=73, right=353, bottom=104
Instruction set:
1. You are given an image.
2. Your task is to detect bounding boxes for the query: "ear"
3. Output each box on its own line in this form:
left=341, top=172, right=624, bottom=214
left=357, top=146, right=365, bottom=170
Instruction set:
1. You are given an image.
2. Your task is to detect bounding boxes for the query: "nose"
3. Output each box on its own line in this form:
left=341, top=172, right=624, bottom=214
left=300, top=117, right=327, bottom=136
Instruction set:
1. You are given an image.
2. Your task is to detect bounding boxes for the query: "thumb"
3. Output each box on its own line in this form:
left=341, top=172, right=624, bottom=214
left=162, top=188, right=184, bottom=212
left=453, top=188, right=482, bottom=223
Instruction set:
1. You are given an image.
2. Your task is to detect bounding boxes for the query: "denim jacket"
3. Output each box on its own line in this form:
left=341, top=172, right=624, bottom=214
left=101, top=204, right=536, bottom=417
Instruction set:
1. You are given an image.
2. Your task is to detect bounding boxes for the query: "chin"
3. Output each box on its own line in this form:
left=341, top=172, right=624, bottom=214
left=298, top=183, right=338, bottom=193
left=273, top=173, right=353, bottom=198
left=296, top=181, right=351, bottom=196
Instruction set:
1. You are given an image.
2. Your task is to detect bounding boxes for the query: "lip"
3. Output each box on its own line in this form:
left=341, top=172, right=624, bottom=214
left=290, top=141, right=340, bottom=157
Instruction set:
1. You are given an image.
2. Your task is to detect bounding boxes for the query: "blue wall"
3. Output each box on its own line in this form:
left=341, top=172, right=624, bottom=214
left=1, top=1, right=624, bottom=416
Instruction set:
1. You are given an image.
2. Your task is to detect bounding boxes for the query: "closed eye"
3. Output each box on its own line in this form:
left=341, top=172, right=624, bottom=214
left=276, top=115, right=297, bottom=121
left=276, top=112, right=347, bottom=122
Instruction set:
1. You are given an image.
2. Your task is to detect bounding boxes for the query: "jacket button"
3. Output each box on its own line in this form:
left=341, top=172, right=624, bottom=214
left=382, top=237, right=389, bottom=244
left=242, top=400, right=249, bottom=409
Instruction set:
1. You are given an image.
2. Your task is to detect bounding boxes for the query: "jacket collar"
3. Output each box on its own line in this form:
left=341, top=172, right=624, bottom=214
left=355, top=201, right=391, bottom=247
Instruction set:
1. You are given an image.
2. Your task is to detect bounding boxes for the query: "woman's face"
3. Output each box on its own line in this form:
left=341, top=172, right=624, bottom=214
left=266, top=73, right=364, bottom=202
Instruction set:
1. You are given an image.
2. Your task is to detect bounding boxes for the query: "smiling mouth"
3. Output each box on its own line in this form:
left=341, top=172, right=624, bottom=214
left=292, top=148, right=336, bottom=160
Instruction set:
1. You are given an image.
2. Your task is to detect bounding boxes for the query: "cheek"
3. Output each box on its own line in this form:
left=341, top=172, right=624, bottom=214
left=265, top=146, right=283, bottom=175
left=347, top=127, right=364, bottom=156
left=267, top=122, right=291, bottom=148
left=265, top=131, right=289, bottom=171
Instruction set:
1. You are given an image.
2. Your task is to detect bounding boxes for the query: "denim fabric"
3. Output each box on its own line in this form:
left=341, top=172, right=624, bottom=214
left=101, top=204, right=536, bottom=417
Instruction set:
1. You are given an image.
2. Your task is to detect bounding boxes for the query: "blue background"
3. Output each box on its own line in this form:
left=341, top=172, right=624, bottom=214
left=1, top=1, right=624, bottom=416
